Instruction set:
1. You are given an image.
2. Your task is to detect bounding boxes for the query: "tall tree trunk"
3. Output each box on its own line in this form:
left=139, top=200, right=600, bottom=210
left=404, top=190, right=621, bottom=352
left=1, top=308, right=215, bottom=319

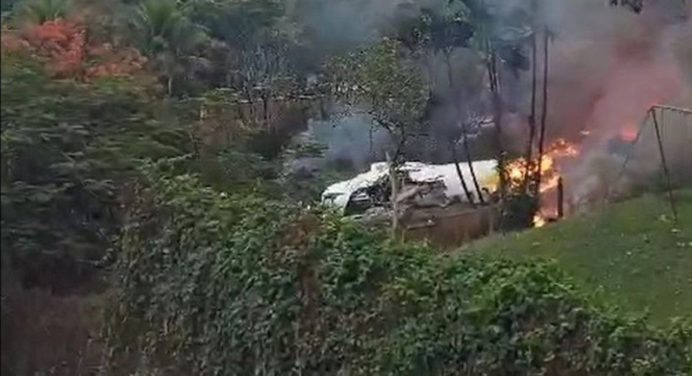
left=445, top=49, right=478, bottom=205
left=385, top=125, right=408, bottom=238
left=451, top=141, right=476, bottom=206
left=167, top=75, right=173, bottom=97
left=444, top=49, right=455, bottom=87
left=535, top=28, right=550, bottom=196
left=523, top=29, right=538, bottom=189
left=461, top=125, right=485, bottom=204
left=386, top=152, right=400, bottom=239
left=242, top=81, right=255, bottom=122
left=487, top=50, right=505, bottom=198
left=262, top=89, right=270, bottom=128
left=423, top=54, right=436, bottom=92
left=368, top=125, right=374, bottom=160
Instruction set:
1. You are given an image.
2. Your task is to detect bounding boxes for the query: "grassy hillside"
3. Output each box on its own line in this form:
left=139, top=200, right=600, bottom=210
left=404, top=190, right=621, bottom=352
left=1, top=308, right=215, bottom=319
left=462, top=190, right=692, bottom=326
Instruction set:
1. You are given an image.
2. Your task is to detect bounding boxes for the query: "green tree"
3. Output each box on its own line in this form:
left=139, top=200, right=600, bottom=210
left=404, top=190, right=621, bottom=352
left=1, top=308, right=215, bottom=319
left=0, top=55, right=190, bottom=291
left=132, top=0, right=207, bottom=96
left=344, top=39, right=427, bottom=163
left=329, top=38, right=428, bottom=234
left=403, top=3, right=482, bottom=205
left=186, top=0, right=287, bottom=89
left=14, top=0, right=71, bottom=24
left=187, top=0, right=283, bottom=49
left=1, top=0, right=19, bottom=13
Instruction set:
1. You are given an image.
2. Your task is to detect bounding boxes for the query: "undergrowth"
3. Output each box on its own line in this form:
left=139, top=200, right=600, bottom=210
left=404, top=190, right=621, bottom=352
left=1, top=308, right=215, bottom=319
left=106, top=160, right=692, bottom=375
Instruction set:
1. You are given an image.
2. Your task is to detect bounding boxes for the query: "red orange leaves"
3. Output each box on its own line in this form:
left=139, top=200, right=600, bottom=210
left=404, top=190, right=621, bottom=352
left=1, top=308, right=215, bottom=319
left=2, top=19, right=147, bottom=80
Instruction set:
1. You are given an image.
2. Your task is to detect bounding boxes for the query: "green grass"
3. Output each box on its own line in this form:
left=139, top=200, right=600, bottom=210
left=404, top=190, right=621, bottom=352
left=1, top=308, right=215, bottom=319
left=460, top=189, right=692, bottom=326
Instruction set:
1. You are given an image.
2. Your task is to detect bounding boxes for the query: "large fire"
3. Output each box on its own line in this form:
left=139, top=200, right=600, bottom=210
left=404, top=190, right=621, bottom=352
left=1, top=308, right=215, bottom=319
left=504, top=138, right=582, bottom=227
left=506, top=138, right=580, bottom=192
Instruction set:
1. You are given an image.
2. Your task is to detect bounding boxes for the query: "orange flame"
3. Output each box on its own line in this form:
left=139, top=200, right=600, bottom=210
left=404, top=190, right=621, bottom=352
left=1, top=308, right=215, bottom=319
left=619, top=127, right=638, bottom=142
left=533, top=214, right=547, bottom=228
left=504, top=138, right=580, bottom=195
left=500, top=138, right=581, bottom=227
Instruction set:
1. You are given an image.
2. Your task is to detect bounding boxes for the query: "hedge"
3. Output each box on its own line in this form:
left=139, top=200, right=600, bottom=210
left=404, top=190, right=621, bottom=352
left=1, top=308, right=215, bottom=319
left=107, top=162, right=692, bottom=375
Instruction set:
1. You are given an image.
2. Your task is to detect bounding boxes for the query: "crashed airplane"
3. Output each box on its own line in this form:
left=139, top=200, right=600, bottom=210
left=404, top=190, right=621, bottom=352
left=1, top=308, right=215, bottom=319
left=322, top=160, right=499, bottom=213
left=321, top=160, right=501, bottom=246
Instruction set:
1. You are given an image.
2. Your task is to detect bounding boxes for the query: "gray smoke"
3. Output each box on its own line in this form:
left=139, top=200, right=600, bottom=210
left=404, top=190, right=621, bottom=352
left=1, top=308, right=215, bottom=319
left=293, top=0, right=412, bottom=50
left=289, top=0, right=692, bottom=206
left=308, top=110, right=389, bottom=170
left=423, top=0, right=692, bottom=208
left=537, top=1, right=692, bottom=207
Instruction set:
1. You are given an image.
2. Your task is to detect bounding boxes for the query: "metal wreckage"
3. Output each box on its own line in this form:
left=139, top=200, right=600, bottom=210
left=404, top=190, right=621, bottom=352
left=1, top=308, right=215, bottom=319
left=321, top=160, right=501, bottom=246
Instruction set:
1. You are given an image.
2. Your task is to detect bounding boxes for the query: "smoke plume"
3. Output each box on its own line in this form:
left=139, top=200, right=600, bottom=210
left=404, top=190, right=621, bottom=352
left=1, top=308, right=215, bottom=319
left=536, top=0, right=691, bottom=207
left=292, top=0, right=691, bottom=208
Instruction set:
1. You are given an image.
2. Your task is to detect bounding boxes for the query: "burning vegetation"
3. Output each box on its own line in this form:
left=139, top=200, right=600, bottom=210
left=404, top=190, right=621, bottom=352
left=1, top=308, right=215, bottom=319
left=504, top=138, right=581, bottom=226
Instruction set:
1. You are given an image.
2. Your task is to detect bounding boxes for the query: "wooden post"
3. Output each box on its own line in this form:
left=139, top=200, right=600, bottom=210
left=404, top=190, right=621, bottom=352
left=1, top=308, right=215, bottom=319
left=557, top=176, right=564, bottom=218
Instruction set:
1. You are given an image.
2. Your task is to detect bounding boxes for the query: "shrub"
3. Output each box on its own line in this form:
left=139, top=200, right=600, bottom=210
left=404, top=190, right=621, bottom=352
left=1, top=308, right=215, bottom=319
left=107, top=161, right=692, bottom=375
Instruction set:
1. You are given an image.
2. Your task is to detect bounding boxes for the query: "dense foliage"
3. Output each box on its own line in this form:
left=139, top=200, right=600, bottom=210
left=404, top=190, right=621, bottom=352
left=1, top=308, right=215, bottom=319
left=0, top=55, right=190, bottom=291
left=108, top=162, right=692, bottom=375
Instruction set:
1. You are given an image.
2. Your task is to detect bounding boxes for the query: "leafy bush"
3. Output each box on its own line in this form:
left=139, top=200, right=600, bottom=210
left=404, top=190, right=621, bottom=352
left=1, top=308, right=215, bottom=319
left=0, top=55, right=190, bottom=291
left=107, top=161, right=692, bottom=375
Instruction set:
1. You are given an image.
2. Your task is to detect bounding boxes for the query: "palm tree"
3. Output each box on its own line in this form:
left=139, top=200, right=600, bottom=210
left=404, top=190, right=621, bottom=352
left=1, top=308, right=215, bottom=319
left=19, top=0, right=71, bottom=24
left=132, top=0, right=206, bottom=96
